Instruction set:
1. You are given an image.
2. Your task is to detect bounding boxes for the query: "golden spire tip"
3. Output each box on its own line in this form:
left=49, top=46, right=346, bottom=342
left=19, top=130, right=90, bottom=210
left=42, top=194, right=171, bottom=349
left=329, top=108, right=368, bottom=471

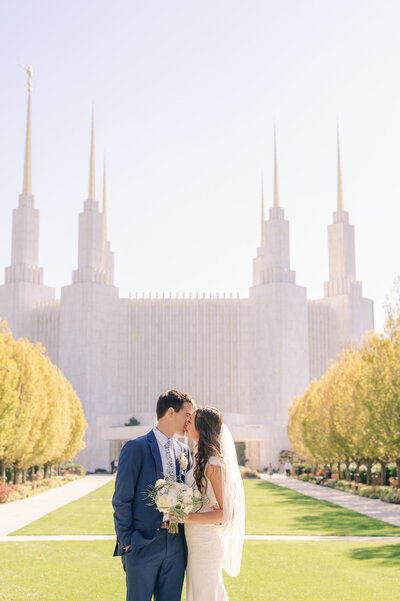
left=22, top=65, right=33, bottom=195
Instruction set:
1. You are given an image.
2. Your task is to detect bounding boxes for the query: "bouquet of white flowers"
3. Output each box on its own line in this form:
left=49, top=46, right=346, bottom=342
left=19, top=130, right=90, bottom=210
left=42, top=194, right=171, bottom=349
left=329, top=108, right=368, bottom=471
left=148, top=475, right=204, bottom=533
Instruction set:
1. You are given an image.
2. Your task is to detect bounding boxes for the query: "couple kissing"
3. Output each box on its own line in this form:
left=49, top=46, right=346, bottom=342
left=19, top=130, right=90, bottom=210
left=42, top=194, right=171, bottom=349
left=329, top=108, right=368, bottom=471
left=112, top=389, right=245, bottom=601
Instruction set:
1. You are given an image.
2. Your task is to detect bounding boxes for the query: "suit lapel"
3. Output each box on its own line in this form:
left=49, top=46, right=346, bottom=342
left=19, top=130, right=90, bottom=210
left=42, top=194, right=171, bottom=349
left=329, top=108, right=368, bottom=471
left=147, top=430, right=164, bottom=480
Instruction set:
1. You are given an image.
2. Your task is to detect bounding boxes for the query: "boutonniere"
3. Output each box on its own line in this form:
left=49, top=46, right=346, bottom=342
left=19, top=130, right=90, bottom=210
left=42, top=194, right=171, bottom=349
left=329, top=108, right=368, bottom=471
left=177, top=452, right=189, bottom=475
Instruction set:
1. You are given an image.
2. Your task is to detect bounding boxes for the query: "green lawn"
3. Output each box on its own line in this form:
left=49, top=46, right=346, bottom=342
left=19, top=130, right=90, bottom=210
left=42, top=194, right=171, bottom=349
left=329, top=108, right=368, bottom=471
left=5, top=479, right=400, bottom=600
left=12, top=480, right=116, bottom=535
left=13, top=479, right=400, bottom=537
left=1, top=540, right=400, bottom=601
left=245, top=481, right=400, bottom=536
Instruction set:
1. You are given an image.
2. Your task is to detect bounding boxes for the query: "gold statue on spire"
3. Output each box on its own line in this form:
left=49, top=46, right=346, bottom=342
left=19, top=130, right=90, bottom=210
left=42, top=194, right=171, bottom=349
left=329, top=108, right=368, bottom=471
left=22, top=65, right=33, bottom=93
left=21, top=65, right=33, bottom=195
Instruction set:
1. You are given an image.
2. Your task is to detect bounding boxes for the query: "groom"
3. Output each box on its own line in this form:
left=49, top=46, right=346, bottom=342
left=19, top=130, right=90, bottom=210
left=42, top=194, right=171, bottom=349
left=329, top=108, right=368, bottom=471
left=112, top=390, right=195, bottom=601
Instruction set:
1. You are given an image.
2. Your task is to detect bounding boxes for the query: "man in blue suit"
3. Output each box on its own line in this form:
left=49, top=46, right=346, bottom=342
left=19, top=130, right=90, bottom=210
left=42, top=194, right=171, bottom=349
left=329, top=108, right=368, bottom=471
left=112, top=390, right=195, bottom=601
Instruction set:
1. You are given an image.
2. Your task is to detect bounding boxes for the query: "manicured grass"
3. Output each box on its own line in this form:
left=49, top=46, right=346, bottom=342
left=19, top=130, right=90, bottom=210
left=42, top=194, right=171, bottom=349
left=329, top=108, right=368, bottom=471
left=1, top=540, right=400, bottom=601
left=245, top=480, right=400, bottom=536
left=13, top=479, right=400, bottom=537
left=12, top=480, right=116, bottom=535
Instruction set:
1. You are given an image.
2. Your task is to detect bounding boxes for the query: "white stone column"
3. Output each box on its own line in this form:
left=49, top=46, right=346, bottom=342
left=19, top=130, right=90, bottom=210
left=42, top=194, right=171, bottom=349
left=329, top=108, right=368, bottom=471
left=250, top=203, right=309, bottom=464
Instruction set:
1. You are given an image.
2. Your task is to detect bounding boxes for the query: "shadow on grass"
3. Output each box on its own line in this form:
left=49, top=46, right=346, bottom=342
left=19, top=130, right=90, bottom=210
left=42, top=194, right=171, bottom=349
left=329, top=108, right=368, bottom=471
left=253, top=481, right=399, bottom=535
left=348, top=544, right=400, bottom=566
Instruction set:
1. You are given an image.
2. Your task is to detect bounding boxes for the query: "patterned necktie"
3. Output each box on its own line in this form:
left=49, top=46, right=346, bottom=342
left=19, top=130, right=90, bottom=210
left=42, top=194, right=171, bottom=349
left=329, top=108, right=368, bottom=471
left=164, top=440, right=175, bottom=478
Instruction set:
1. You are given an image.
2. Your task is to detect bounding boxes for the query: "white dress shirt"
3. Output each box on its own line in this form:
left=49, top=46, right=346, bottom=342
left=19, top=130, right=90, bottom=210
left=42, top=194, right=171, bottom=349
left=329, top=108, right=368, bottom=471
left=152, top=426, right=176, bottom=478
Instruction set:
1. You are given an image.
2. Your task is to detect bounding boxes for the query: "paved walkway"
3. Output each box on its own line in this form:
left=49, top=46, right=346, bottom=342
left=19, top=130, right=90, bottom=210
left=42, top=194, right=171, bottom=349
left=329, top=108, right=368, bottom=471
left=0, top=474, right=114, bottom=536
left=264, top=476, right=400, bottom=528
left=2, top=474, right=400, bottom=543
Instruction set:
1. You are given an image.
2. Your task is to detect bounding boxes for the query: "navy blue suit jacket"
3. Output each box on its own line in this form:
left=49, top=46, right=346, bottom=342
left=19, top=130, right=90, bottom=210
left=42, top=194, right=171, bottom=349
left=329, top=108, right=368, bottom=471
left=112, top=429, right=192, bottom=556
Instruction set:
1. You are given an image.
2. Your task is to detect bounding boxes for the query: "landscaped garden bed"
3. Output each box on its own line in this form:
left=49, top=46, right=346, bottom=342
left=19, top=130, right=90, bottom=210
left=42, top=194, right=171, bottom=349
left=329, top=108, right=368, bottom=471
left=295, top=473, right=400, bottom=504
left=0, top=465, right=86, bottom=504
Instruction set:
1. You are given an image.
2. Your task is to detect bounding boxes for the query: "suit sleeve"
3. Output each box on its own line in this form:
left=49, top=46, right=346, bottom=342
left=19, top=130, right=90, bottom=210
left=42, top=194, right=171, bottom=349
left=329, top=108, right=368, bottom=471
left=112, top=439, right=142, bottom=549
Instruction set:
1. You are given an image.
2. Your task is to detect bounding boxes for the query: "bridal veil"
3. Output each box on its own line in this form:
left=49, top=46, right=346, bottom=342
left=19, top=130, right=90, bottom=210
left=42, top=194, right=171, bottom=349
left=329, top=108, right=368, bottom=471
left=220, top=423, right=245, bottom=577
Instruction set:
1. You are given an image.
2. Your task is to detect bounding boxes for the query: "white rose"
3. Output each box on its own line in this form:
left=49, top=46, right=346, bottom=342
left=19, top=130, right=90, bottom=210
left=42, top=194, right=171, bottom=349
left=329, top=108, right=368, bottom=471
left=155, top=479, right=165, bottom=488
left=175, top=482, right=187, bottom=491
left=155, top=494, right=169, bottom=510
left=183, top=503, right=193, bottom=514
left=181, top=490, right=193, bottom=505
left=166, top=491, right=179, bottom=507
left=193, top=490, right=201, bottom=499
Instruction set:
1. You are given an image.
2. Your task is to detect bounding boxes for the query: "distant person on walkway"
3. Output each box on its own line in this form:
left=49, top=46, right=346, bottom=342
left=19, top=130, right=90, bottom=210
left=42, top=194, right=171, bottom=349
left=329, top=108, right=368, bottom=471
left=284, top=461, right=292, bottom=478
left=113, top=459, right=119, bottom=473
left=268, top=462, right=274, bottom=476
left=111, top=460, right=115, bottom=474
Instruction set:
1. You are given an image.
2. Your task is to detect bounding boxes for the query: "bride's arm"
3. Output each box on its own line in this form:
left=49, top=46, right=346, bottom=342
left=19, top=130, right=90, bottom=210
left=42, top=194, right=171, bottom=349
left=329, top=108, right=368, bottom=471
left=185, top=465, right=223, bottom=525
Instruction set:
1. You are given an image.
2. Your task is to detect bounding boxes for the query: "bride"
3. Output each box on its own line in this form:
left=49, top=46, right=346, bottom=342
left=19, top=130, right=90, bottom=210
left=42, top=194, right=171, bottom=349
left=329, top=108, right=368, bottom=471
left=181, top=406, right=245, bottom=601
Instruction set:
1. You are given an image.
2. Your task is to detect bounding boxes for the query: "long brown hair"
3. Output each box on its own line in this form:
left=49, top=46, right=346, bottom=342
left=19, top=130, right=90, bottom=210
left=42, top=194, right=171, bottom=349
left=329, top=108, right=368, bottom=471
left=193, top=406, right=222, bottom=495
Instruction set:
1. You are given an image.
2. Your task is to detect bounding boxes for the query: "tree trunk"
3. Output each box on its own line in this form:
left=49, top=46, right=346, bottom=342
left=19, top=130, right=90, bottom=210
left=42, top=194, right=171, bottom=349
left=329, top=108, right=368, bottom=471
left=13, top=466, right=18, bottom=485
left=0, top=461, right=4, bottom=482
left=346, top=459, right=351, bottom=482
left=366, top=462, right=372, bottom=486
left=44, top=463, right=50, bottom=479
left=380, top=461, right=386, bottom=486
left=354, top=461, right=361, bottom=483
left=337, top=462, right=341, bottom=479
left=396, top=459, right=400, bottom=487
left=22, top=469, right=27, bottom=484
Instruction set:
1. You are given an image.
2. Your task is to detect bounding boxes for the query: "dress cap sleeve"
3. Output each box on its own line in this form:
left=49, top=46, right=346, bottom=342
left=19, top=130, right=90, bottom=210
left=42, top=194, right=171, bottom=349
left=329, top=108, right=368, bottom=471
left=208, top=455, right=222, bottom=467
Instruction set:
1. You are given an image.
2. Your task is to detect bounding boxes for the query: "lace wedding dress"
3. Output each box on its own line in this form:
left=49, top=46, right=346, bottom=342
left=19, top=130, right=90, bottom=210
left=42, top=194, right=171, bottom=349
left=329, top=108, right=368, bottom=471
left=184, top=456, right=228, bottom=601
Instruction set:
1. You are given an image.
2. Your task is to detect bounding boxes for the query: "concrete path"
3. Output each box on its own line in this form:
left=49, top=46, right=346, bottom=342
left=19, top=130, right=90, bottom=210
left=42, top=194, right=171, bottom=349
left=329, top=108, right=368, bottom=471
left=264, top=476, right=400, bottom=528
left=0, top=474, right=114, bottom=536
left=2, top=534, right=400, bottom=543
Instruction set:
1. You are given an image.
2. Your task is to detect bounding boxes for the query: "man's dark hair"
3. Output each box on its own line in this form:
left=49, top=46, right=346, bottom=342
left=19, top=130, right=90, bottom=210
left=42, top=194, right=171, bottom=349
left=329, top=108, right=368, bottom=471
left=156, top=389, right=195, bottom=420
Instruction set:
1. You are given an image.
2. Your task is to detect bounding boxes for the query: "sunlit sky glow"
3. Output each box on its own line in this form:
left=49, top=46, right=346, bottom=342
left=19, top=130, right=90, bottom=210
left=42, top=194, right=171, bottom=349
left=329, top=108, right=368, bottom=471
left=1, top=1, right=400, bottom=333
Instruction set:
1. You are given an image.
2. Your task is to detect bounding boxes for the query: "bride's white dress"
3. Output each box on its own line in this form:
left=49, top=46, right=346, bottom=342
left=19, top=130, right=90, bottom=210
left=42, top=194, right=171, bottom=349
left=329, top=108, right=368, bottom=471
left=184, top=456, right=228, bottom=601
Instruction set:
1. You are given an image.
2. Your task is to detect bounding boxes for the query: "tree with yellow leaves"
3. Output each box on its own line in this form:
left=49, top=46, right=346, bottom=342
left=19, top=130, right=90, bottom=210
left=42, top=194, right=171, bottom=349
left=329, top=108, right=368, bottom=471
left=0, top=326, right=87, bottom=481
left=0, top=321, right=19, bottom=480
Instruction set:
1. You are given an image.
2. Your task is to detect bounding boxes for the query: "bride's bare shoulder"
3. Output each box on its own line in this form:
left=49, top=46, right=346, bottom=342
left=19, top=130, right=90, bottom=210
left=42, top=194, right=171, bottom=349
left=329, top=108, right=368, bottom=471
left=206, top=456, right=222, bottom=480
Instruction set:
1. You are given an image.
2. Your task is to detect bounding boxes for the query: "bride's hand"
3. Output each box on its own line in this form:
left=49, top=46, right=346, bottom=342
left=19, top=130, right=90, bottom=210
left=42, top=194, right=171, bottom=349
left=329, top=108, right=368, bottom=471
left=170, top=509, right=187, bottom=523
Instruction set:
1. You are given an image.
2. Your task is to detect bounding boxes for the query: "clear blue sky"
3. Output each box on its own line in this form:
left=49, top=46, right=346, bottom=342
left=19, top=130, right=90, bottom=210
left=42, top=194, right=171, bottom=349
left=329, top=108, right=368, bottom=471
left=1, top=0, right=399, bottom=332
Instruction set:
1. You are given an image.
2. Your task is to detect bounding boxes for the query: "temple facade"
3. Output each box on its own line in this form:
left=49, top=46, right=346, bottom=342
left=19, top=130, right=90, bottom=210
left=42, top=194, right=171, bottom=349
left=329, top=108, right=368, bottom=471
left=0, top=81, right=374, bottom=471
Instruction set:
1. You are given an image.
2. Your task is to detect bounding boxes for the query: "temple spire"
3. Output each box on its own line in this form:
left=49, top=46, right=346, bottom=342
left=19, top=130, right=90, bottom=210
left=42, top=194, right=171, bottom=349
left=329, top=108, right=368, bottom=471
left=273, top=128, right=279, bottom=207
left=261, top=174, right=265, bottom=246
left=337, top=126, right=344, bottom=211
left=88, top=107, right=95, bottom=200
left=22, top=66, right=33, bottom=195
left=102, top=156, right=107, bottom=241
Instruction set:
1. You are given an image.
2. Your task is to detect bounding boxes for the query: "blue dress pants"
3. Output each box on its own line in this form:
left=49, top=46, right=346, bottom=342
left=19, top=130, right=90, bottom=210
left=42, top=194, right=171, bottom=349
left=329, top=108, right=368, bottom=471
left=121, top=529, right=186, bottom=601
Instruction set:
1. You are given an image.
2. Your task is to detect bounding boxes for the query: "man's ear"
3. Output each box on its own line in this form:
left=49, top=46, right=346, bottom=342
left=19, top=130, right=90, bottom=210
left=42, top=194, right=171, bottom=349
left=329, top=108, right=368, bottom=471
left=168, top=407, right=175, bottom=418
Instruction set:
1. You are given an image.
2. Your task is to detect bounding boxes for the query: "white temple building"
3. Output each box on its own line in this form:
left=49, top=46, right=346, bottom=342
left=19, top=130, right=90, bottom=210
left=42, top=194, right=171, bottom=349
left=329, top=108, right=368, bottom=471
left=0, top=81, right=374, bottom=471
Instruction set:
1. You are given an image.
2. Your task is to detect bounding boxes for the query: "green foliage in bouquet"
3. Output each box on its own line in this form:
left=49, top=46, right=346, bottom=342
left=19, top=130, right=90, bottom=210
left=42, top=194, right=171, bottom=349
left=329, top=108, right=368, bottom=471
left=147, top=475, right=205, bottom=533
